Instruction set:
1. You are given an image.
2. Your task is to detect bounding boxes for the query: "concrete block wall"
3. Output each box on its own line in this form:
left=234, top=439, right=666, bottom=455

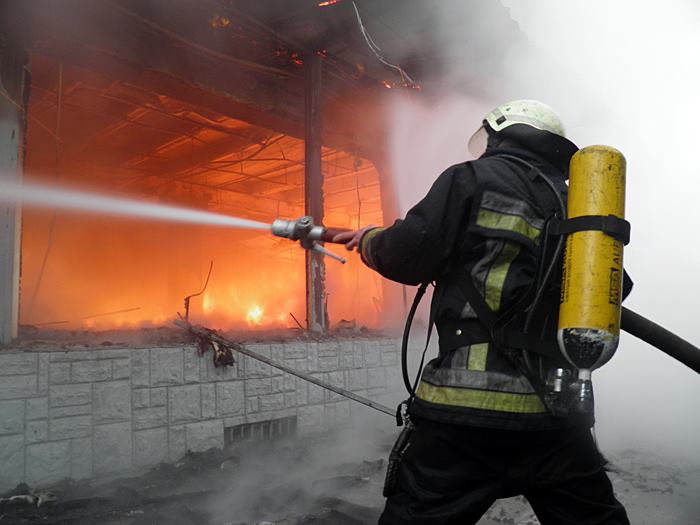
left=0, top=338, right=402, bottom=491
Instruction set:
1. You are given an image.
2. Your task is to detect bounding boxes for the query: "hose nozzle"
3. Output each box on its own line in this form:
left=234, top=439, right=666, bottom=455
left=271, top=216, right=348, bottom=263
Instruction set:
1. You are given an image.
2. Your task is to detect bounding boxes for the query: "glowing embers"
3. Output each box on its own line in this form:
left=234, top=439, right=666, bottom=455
left=209, top=14, right=231, bottom=29
left=381, top=79, right=422, bottom=91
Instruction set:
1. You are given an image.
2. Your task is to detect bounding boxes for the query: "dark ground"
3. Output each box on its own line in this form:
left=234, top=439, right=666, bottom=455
left=1, top=428, right=698, bottom=525
left=0, top=432, right=388, bottom=525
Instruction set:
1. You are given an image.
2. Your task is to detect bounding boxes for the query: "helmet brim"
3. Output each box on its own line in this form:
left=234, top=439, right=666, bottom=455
left=467, top=125, right=489, bottom=158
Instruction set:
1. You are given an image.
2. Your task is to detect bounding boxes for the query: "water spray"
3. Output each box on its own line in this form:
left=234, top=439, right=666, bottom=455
left=0, top=180, right=270, bottom=230
left=0, top=180, right=351, bottom=262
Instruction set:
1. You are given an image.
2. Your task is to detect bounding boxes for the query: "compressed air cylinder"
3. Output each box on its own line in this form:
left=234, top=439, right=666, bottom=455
left=558, top=146, right=626, bottom=374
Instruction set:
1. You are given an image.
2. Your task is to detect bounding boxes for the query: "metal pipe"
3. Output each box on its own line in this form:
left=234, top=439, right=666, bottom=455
left=174, top=319, right=395, bottom=417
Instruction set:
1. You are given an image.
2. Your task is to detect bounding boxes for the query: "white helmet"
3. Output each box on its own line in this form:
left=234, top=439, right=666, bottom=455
left=468, top=99, right=568, bottom=157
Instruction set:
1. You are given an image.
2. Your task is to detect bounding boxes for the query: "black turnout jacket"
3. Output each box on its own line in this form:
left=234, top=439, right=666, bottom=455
left=360, top=145, right=601, bottom=429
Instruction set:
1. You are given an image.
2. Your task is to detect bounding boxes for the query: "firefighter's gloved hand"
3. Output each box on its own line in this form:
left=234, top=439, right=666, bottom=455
left=332, top=225, right=376, bottom=251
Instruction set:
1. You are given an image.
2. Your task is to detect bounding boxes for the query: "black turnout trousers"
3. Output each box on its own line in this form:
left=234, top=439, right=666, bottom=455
left=379, top=418, right=629, bottom=525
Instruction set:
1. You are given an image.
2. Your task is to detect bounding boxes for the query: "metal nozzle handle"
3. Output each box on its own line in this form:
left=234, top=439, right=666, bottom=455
left=271, top=217, right=348, bottom=263
left=313, top=243, right=347, bottom=264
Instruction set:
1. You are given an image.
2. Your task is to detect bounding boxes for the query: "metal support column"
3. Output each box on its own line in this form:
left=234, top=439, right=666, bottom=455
left=304, top=52, right=328, bottom=333
left=0, top=41, right=30, bottom=344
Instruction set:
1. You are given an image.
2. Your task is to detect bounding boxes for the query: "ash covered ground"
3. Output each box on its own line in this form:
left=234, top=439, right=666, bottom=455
left=2, top=420, right=699, bottom=525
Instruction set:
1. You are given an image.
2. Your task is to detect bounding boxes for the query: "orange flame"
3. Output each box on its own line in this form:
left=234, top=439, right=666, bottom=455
left=21, top=65, right=388, bottom=333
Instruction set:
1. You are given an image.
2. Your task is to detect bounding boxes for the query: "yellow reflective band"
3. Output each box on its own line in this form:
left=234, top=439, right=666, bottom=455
left=476, top=209, right=541, bottom=242
left=416, top=381, right=546, bottom=414
left=467, top=343, right=488, bottom=371
left=359, top=227, right=385, bottom=270
left=484, top=242, right=520, bottom=310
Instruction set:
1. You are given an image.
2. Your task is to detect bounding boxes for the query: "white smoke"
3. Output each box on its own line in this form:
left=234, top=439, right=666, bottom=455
left=387, top=1, right=700, bottom=461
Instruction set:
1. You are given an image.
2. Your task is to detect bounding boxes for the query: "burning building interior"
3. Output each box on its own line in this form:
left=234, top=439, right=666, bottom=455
left=17, top=7, right=399, bottom=335
left=1, top=1, right=700, bottom=524
left=0, top=1, right=476, bottom=520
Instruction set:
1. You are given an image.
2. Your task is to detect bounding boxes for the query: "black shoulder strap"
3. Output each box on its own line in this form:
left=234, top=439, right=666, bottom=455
left=550, top=215, right=631, bottom=245
left=495, top=154, right=631, bottom=245
left=456, top=272, right=497, bottom=333
left=453, top=269, right=562, bottom=359
left=493, top=154, right=567, bottom=217
left=458, top=155, right=565, bottom=358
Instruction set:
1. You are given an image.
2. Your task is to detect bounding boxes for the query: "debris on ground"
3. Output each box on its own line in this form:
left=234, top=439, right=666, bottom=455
left=0, top=484, right=57, bottom=508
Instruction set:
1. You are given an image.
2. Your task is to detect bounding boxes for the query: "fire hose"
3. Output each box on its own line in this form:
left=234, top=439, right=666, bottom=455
left=174, top=303, right=700, bottom=500
left=269, top=215, right=700, bottom=376
left=174, top=236, right=700, bottom=499
left=178, top=210, right=700, bottom=400
left=621, top=307, right=700, bottom=374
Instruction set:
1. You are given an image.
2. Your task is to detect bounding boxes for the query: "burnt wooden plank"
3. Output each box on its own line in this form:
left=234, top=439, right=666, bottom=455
left=304, top=52, right=328, bottom=333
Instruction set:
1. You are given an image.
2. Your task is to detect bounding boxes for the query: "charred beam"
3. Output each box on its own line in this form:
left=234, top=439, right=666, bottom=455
left=126, top=132, right=272, bottom=177
left=305, top=52, right=328, bottom=334
left=0, top=39, right=30, bottom=344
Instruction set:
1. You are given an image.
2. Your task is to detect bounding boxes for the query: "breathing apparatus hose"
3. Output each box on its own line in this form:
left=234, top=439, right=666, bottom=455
left=401, top=282, right=429, bottom=396
left=621, top=307, right=700, bottom=375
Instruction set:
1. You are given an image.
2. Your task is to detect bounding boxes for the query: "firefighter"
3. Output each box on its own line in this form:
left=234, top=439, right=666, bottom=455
left=333, top=100, right=630, bottom=525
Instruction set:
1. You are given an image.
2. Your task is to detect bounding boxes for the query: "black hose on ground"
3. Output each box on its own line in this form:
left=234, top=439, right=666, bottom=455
left=621, top=306, right=700, bottom=374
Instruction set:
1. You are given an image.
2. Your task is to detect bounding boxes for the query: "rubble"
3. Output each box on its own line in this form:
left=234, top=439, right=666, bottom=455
left=0, top=484, right=57, bottom=508
left=12, top=323, right=381, bottom=350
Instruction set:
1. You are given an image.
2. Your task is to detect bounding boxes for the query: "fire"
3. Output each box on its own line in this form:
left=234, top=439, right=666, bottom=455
left=318, top=0, right=341, bottom=7
left=20, top=204, right=386, bottom=331
left=20, top=58, right=388, bottom=333
left=290, top=52, right=303, bottom=66
left=209, top=14, right=231, bottom=29
left=202, top=293, right=214, bottom=313
left=246, top=305, right=264, bottom=326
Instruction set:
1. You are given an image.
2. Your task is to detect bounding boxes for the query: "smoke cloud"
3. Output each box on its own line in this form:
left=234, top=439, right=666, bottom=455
left=206, top=409, right=393, bottom=523
left=386, top=0, right=700, bottom=461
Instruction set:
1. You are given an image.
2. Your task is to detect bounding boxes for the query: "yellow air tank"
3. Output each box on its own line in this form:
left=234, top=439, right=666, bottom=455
left=558, top=146, right=626, bottom=389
